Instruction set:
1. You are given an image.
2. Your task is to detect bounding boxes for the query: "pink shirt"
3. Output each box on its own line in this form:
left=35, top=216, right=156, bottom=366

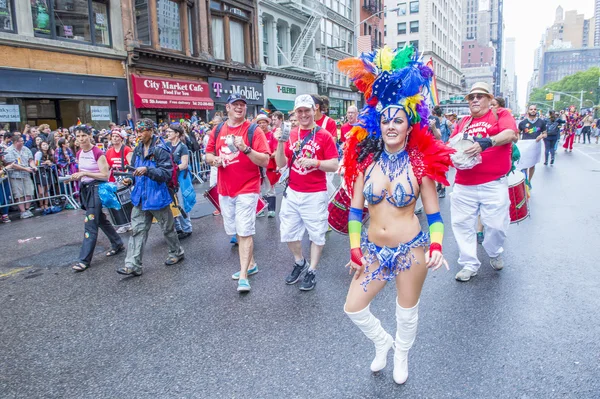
left=77, top=147, right=104, bottom=183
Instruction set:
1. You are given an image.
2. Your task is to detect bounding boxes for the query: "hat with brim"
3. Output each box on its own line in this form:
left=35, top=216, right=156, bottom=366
left=465, top=82, right=493, bottom=100
left=254, top=114, right=271, bottom=124
left=294, top=94, right=315, bottom=111
left=227, top=93, right=248, bottom=105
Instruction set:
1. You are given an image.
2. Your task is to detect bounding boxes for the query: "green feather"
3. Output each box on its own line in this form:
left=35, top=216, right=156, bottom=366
left=391, top=45, right=415, bottom=71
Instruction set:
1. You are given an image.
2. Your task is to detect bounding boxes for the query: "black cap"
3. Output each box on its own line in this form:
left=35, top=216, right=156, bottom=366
left=227, top=93, right=247, bottom=104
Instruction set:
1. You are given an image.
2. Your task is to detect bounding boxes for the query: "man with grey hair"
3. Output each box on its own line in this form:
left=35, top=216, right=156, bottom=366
left=340, top=105, right=358, bottom=144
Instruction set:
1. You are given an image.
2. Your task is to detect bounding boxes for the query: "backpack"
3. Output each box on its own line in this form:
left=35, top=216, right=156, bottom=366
left=212, top=122, right=259, bottom=151
left=186, top=133, right=201, bottom=153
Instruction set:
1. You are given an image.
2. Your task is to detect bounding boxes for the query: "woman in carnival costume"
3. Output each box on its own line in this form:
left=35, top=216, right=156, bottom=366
left=338, top=45, right=454, bottom=384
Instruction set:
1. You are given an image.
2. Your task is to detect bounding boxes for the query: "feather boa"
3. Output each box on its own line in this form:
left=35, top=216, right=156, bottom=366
left=406, top=124, right=455, bottom=186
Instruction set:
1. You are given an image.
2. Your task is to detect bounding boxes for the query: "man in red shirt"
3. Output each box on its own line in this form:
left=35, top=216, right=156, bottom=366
left=274, top=94, right=339, bottom=291
left=312, top=94, right=339, bottom=196
left=340, top=105, right=358, bottom=144
left=262, top=111, right=283, bottom=218
left=205, top=94, right=270, bottom=293
left=105, top=130, right=133, bottom=182
left=450, top=82, right=518, bottom=282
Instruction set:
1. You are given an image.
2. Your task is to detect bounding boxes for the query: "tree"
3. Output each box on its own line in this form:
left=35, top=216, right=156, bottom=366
left=528, top=67, right=600, bottom=113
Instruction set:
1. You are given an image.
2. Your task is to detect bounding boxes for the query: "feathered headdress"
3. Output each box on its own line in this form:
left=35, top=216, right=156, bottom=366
left=337, top=45, right=454, bottom=194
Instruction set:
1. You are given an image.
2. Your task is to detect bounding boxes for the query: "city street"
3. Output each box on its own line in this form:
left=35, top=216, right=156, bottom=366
left=1, top=146, right=599, bottom=399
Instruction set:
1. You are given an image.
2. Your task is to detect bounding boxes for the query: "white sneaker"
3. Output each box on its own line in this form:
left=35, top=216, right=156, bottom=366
left=116, top=226, right=129, bottom=234
left=20, top=211, right=34, bottom=219
left=490, top=255, right=504, bottom=271
left=455, top=268, right=477, bottom=282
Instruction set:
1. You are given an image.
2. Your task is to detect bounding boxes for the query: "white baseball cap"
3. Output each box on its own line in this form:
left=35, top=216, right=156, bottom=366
left=294, top=94, right=315, bottom=111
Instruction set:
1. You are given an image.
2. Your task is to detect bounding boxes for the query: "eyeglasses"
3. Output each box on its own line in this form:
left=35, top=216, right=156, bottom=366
left=467, top=94, right=488, bottom=102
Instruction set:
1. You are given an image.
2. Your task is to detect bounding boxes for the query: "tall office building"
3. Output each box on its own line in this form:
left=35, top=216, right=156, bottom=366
left=595, top=0, right=600, bottom=46
left=503, top=37, right=517, bottom=112
left=384, top=0, right=463, bottom=100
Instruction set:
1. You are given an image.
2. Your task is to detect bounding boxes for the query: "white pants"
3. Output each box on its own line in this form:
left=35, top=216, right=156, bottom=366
left=219, top=193, right=258, bottom=237
left=450, top=178, right=510, bottom=272
left=280, top=188, right=329, bottom=246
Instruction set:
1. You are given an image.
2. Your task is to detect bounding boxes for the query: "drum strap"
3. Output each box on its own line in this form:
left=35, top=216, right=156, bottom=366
left=283, top=126, right=319, bottom=198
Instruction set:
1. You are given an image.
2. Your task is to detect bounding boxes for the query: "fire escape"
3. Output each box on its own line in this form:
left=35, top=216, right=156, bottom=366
left=274, top=0, right=327, bottom=86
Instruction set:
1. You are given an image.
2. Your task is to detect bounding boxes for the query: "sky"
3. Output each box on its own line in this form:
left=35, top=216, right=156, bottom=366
left=503, top=0, right=596, bottom=111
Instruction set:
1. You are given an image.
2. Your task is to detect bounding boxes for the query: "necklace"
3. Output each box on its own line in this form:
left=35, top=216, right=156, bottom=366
left=379, top=148, right=410, bottom=182
left=227, top=122, right=244, bottom=136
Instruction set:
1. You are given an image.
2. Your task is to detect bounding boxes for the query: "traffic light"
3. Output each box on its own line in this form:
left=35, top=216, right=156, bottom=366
left=546, top=93, right=554, bottom=101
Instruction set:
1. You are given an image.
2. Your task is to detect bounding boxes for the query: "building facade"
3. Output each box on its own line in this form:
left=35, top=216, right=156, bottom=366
left=503, top=37, right=518, bottom=112
left=384, top=0, right=463, bottom=101
left=121, top=0, right=265, bottom=122
left=0, top=0, right=129, bottom=131
left=358, top=0, right=385, bottom=53
left=541, top=47, right=600, bottom=86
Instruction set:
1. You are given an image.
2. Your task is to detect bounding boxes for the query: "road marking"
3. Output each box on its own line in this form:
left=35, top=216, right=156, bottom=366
left=0, top=266, right=33, bottom=279
left=575, top=149, right=600, bottom=164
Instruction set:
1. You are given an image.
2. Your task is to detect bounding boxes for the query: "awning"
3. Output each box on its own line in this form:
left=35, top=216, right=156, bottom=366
left=133, top=93, right=214, bottom=110
left=268, top=98, right=295, bottom=112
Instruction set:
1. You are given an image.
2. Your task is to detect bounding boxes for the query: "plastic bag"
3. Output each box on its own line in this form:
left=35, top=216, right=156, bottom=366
left=449, top=134, right=482, bottom=170
left=98, top=182, right=121, bottom=210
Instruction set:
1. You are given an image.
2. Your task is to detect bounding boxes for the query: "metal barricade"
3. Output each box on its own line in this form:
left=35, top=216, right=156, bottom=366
left=188, top=150, right=211, bottom=184
left=0, top=165, right=80, bottom=213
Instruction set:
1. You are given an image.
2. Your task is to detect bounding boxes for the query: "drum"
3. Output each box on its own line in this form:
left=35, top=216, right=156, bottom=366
left=507, top=172, right=529, bottom=224
left=203, top=185, right=267, bottom=215
left=108, top=186, right=134, bottom=227
left=328, top=186, right=369, bottom=235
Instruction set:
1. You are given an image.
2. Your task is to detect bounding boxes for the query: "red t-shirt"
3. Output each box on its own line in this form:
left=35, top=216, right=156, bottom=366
left=450, top=108, right=517, bottom=185
left=205, top=121, right=270, bottom=197
left=266, top=129, right=278, bottom=171
left=105, top=145, right=132, bottom=182
left=340, top=123, right=353, bottom=143
left=284, top=126, right=338, bottom=193
left=316, top=115, right=338, bottom=139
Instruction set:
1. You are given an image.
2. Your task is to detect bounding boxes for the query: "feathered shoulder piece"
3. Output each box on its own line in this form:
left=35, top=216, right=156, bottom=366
left=406, top=124, right=455, bottom=186
left=342, top=125, right=373, bottom=195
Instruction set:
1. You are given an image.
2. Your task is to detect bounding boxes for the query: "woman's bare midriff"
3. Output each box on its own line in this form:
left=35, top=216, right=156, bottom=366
left=367, top=201, right=422, bottom=248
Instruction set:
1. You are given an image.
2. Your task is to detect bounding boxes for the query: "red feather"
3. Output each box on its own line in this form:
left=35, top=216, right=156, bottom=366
left=406, top=124, right=455, bottom=186
left=342, top=126, right=372, bottom=196
left=337, top=59, right=376, bottom=103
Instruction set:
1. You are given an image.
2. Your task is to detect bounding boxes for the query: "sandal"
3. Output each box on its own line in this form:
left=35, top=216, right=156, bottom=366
left=72, top=262, right=89, bottom=272
left=106, top=245, right=125, bottom=257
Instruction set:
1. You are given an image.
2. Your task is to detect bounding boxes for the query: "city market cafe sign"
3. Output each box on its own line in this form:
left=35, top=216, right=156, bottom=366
left=132, top=75, right=213, bottom=109
left=208, top=78, right=264, bottom=105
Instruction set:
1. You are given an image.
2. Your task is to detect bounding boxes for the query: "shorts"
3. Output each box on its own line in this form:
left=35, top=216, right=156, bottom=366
left=575, top=128, right=582, bottom=136
left=279, top=188, right=329, bottom=246
left=219, top=193, right=259, bottom=237
left=10, top=177, right=35, bottom=198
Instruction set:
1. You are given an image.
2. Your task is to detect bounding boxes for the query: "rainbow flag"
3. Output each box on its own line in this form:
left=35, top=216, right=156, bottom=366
left=426, top=58, right=440, bottom=106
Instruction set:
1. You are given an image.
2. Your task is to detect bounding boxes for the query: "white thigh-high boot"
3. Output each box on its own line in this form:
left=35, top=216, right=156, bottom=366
left=345, top=305, right=395, bottom=372
left=393, top=300, right=419, bottom=384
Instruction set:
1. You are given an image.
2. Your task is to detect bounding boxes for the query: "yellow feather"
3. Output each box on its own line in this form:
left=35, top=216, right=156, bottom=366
left=375, top=47, right=395, bottom=71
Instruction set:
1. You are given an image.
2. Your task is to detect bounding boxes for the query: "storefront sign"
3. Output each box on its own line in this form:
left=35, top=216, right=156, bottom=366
left=0, top=105, right=20, bottom=122
left=132, top=75, right=214, bottom=110
left=90, top=105, right=111, bottom=121
left=276, top=84, right=296, bottom=95
left=208, top=78, right=264, bottom=106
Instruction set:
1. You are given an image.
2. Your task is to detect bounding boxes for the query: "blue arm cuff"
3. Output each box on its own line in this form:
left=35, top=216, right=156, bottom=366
left=426, top=212, right=443, bottom=226
left=349, top=207, right=363, bottom=222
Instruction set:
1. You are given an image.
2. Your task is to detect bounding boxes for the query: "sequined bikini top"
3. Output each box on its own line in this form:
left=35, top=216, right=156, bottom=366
left=362, top=149, right=416, bottom=208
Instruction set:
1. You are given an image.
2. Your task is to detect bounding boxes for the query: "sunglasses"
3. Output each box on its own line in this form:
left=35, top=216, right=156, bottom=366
left=467, top=93, right=488, bottom=102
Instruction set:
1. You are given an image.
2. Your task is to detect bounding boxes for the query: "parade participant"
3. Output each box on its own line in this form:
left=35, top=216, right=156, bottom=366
left=450, top=82, right=518, bottom=282
left=338, top=45, right=453, bottom=384
left=33, top=141, right=54, bottom=215
left=105, top=130, right=133, bottom=182
left=544, top=111, right=565, bottom=166
left=4, top=135, right=36, bottom=219
left=117, top=119, right=185, bottom=277
left=312, top=94, right=338, bottom=138
left=581, top=112, right=594, bottom=144
left=288, top=112, right=299, bottom=128
left=517, top=105, right=547, bottom=184
left=166, top=124, right=196, bottom=240
left=257, top=113, right=279, bottom=218
left=205, top=94, right=270, bottom=292
left=562, top=106, right=580, bottom=152
left=70, top=125, right=124, bottom=272
left=274, top=94, right=339, bottom=291
left=340, top=105, right=358, bottom=144
left=205, top=116, right=223, bottom=216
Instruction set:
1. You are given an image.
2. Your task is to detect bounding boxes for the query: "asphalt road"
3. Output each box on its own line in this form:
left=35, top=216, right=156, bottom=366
left=1, top=144, right=599, bottom=399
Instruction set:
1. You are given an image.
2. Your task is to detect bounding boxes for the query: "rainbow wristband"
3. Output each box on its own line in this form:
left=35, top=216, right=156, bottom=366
left=426, top=212, right=444, bottom=256
left=348, top=207, right=363, bottom=264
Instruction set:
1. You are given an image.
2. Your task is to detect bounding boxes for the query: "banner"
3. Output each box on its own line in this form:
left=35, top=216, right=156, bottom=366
left=0, top=105, right=20, bottom=122
left=90, top=106, right=111, bottom=121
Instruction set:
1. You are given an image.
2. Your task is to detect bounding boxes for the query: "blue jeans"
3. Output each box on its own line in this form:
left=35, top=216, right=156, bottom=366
left=0, top=179, right=10, bottom=216
left=174, top=188, right=192, bottom=233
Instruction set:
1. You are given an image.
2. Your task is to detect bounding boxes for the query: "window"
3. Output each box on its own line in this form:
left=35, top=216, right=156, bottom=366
left=410, top=21, right=419, bottom=33
left=187, top=6, right=194, bottom=53
left=31, top=0, right=111, bottom=46
left=135, top=0, right=150, bottom=44
left=397, top=22, right=406, bottom=35
left=157, top=0, right=181, bottom=51
left=262, top=19, right=269, bottom=65
left=410, top=40, right=418, bottom=50
left=230, top=19, right=245, bottom=63
left=0, top=0, right=16, bottom=33
left=397, top=3, right=406, bottom=16
left=397, top=41, right=406, bottom=49
left=409, top=1, right=419, bottom=13
left=211, top=17, right=225, bottom=59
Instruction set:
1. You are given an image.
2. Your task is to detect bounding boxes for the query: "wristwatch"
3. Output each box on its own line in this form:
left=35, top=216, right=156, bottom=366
left=490, top=137, right=497, bottom=147
left=243, top=146, right=252, bottom=155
